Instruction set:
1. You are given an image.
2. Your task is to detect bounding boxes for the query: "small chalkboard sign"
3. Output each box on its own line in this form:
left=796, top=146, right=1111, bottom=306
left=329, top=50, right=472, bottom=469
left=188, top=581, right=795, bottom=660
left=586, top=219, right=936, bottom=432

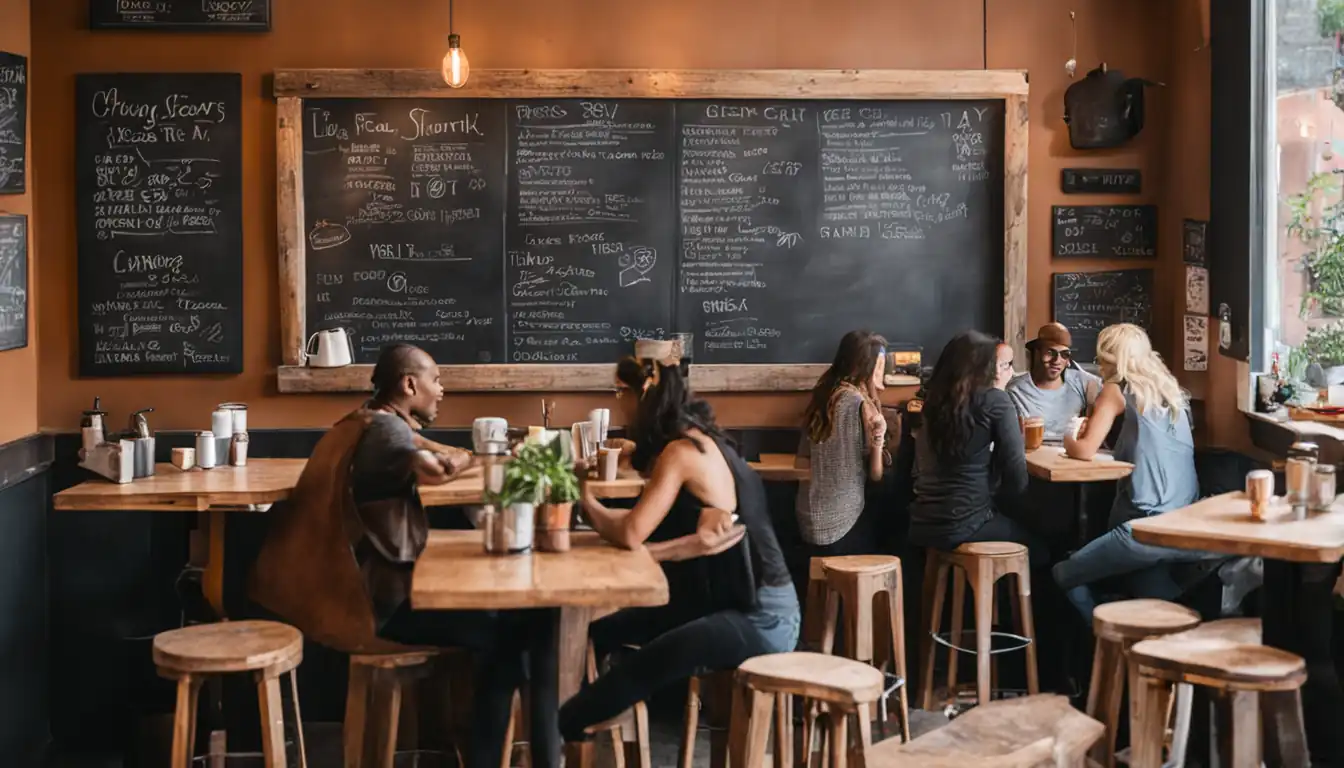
left=1060, top=168, right=1141, bottom=194
left=1183, top=218, right=1207, bottom=266
left=89, top=0, right=270, bottom=30
left=1052, top=205, right=1157, bottom=258
left=0, top=213, right=27, bottom=351
left=76, top=73, right=244, bottom=375
left=1052, top=268, right=1153, bottom=362
left=0, top=52, right=26, bottom=194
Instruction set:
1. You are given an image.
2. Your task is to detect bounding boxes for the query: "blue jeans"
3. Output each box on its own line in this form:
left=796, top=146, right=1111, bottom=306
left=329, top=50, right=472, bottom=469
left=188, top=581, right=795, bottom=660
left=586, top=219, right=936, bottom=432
left=1052, top=521, right=1222, bottom=621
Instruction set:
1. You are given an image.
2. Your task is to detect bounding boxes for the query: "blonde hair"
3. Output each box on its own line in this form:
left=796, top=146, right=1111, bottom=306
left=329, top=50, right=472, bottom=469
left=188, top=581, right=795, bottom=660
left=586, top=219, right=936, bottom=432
left=1095, top=324, right=1186, bottom=424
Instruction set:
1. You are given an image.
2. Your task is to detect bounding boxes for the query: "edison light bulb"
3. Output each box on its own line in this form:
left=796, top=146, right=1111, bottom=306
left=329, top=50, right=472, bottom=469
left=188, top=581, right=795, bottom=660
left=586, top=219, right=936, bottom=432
left=442, top=34, right=470, bottom=89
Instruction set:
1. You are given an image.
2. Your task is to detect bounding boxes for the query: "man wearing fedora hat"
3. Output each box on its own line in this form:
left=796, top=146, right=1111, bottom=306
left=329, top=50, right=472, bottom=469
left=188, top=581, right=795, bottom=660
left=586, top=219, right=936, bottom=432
left=1006, top=322, right=1101, bottom=441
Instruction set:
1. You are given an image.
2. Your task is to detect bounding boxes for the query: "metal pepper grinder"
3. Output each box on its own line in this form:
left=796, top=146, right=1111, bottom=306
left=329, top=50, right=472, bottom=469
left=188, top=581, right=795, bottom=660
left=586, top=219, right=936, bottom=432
left=128, top=408, right=156, bottom=478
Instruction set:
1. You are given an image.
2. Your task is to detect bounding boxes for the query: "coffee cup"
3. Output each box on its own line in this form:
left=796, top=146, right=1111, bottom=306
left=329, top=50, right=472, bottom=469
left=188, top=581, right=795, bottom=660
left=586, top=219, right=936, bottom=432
left=1022, top=416, right=1045, bottom=451
left=599, top=446, right=620, bottom=481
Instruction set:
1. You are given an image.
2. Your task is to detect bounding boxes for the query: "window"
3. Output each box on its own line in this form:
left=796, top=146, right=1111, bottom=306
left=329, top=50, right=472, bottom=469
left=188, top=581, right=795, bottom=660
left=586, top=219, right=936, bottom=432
left=1264, top=0, right=1344, bottom=381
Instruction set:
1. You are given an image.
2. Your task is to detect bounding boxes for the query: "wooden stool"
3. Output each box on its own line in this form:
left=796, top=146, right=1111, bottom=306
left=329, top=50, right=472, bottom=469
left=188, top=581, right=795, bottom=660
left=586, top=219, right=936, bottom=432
left=565, top=639, right=651, bottom=768
left=343, top=649, right=437, bottom=768
left=677, top=670, right=734, bottom=768
left=1085, top=599, right=1201, bottom=768
left=802, top=556, right=833, bottom=649
left=731, top=652, right=885, bottom=768
left=919, top=543, right=1038, bottom=708
left=152, top=620, right=307, bottom=768
left=1129, top=618, right=1309, bottom=768
left=819, top=555, right=911, bottom=743
left=866, top=694, right=1104, bottom=767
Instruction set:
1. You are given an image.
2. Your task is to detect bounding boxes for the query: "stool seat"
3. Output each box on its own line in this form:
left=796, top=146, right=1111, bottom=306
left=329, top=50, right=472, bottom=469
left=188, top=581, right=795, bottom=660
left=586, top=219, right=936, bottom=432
left=153, top=620, right=303, bottom=675
left=350, top=649, right=438, bottom=669
left=1131, top=620, right=1304, bottom=691
left=1092, top=599, right=1202, bottom=642
left=821, top=555, right=902, bottom=574
left=738, top=652, right=884, bottom=705
left=950, top=542, right=1025, bottom=558
left=1172, top=616, right=1260, bottom=644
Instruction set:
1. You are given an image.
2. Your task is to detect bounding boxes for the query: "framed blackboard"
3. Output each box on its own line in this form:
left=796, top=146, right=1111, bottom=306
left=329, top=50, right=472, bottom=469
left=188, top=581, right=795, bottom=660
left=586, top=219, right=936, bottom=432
left=274, top=69, right=1031, bottom=392
left=1052, top=269, right=1154, bottom=362
left=1060, top=168, right=1140, bottom=194
left=89, top=0, right=271, bottom=31
left=1052, top=205, right=1157, bottom=258
left=0, top=213, right=26, bottom=351
left=1182, top=218, right=1207, bottom=266
left=76, top=73, right=243, bottom=375
left=0, top=52, right=26, bottom=194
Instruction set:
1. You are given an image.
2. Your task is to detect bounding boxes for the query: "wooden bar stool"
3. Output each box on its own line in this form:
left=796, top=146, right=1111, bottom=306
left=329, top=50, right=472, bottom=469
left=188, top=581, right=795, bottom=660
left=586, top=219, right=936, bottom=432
left=152, top=620, right=307, bottom=768
left=1085, top=600, right=1201, bottom=768
left=343, top=649, right=438, bottom=768
left=802, top=557, right=833, bottom=649
left=677, top=670, right=734, bottom=768
left=731, top=652, right=885, bottom=768
left=1129, top=618, right=1309, bottom=768
left=919, top=543, right=1038, bottom=709
left=819, top=555, right=911, bottom=743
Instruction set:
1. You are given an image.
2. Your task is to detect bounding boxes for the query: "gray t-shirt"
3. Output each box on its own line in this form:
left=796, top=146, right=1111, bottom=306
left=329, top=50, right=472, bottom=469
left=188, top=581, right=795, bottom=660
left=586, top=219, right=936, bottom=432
left=351, top=411, right=420, bottom=503
left=1004, top=368, right=1100, bottom=441
left=796, top=390, right=868, bottom=546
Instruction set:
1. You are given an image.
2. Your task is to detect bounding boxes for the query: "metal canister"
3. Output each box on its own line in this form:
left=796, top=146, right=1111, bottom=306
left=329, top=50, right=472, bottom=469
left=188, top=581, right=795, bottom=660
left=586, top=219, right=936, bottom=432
left=1311, top=464, right=1337, bottom=512
left=196, top=430, right=217, bottom=469
left=211, top=408, right=233, bottom=441
left=1286, top=456, right=1315, bottom=508
left=1289, top=442, right=1320, bottom=463
left=219, top=402, right=248, bottom=435
left=230, top=432, right=249, bottom=467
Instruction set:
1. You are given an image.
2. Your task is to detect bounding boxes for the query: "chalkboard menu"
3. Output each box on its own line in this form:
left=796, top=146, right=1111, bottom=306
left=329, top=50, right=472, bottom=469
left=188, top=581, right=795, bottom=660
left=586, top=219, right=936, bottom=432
left=76, top=73, right=243, bottom=375
left=303, top=99, right=506, bottom=364
left=1052, top=269, right=1153, bottom=362
left=0, top=213, right=26, bottom=351
left=0, top=52, right=26, bottom=194
left=300, top=97, right=1007, bottom=366
left=1052, top=205, right=1157, bottom=258
left=1060, top=168, right=1140, bottom=194
left=89, top=0, right=271, bottom=30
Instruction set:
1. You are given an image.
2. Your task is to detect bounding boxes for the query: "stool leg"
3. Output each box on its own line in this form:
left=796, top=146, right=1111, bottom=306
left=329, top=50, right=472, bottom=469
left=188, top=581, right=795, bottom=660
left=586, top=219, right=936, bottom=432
left=803, top=560, right=828, bottom=650
left=344, top=663, right=371, bottom=768
left=170, top=675, right=203, bottom=768
left=679, top=677, right=700, bottom=768
left=854, top=703, right=872, bottom=764
left=1084, top=638, right=1123, bottom=768
left=919, top=563, right=950, bottom=710
left=774, top=693, right=793, bottom=768
left=827, top=710, right=849, bottom=768
left=1013, top=570, right=1039, bottom=695
left=1168, top=683, right=1193, bottom=768
left=1261, top=689, right=1309, bottom=768
left=628, top=701, right=652, bottom=768
left=884, top=569, right=911, bottom=743
left=1129, top=672, right=1173, bottom=768
left=564, top=741, right=594, bottom=768
left=821, top=586, right=841, bottom=656
left=947, top=568, right=965, bottom=698
left=972, top=566, right=994, bottom=705
left=374, top=671, right=403, bottom=768
left=288, top=669, right=308, bottom=768
left=1213, top=690, right=1260, bottom=768
left=257, top=672, right=287, bottom=768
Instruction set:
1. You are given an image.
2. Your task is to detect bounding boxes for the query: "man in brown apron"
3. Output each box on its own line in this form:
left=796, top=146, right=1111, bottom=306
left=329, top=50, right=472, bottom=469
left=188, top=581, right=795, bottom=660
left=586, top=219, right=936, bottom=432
left=250, top=343, right=559, bottom=768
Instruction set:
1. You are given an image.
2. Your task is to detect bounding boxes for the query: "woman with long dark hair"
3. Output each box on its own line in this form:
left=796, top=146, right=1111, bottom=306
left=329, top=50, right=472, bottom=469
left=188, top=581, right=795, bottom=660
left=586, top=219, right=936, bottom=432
left=558, top=340, right=800, bottom=743
left=797, top=330, right=890, bottom=555
left=894, top=330, right=1042, bottom=561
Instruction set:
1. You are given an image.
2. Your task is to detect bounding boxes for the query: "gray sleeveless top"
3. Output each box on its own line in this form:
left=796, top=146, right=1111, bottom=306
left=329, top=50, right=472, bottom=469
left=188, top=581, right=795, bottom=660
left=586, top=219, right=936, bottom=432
left=1109, top=387, right=1199, bottom=527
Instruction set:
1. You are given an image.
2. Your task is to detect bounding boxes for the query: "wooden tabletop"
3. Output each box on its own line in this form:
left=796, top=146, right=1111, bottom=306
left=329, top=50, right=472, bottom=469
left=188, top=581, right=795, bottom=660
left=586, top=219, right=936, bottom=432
left=1025, top=446, right=1134, bottom=483
left=753, top=453, right=810, bottom=482
left=410, top=529, right=669, bottom=610
left=1130, top=491, right=1344, bottom=563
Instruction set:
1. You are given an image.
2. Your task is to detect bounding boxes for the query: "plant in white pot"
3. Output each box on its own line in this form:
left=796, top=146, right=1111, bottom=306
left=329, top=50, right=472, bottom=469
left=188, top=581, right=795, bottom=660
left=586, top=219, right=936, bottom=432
left=1301, top=322, right=1344, bottom=389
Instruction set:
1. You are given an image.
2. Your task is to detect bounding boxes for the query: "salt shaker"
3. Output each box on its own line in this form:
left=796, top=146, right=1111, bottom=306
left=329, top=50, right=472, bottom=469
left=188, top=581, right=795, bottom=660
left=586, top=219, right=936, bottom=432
left=1245, top=469, right=1274, bottom=521
left=195, top=430, right=217, bottom=469
left=1311, top=464, right=1337, bottom=512
left=230, top=432, right=249, bottom=467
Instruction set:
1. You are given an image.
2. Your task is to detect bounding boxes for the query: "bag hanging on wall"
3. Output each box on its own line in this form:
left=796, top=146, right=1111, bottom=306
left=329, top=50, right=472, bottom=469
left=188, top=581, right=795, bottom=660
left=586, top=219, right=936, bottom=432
left=1063, top=64, right=1160, bottom=149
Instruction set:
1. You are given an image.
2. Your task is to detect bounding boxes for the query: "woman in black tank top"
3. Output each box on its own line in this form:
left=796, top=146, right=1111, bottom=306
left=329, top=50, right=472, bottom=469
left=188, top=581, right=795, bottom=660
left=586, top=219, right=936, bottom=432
left=558, top=344, right=799, bottom=743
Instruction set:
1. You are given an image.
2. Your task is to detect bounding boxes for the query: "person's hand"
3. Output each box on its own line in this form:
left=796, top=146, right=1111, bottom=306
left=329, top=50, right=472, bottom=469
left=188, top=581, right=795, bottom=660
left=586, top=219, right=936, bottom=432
left=865, top=404, right=887, bottom=446
left=696, top=523, right=746, bottom=556
left=437, top=448, right=472, bottom=476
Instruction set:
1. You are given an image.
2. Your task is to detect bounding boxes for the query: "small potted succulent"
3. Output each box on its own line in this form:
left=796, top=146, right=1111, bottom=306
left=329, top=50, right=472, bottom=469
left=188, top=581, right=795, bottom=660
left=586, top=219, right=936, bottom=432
left=536, top=438, right=581, bottom=552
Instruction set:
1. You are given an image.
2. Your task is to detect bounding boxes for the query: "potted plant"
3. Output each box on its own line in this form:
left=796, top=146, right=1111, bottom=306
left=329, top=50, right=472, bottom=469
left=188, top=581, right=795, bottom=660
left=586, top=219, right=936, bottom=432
left=1301, top=321, right=1344, bottom=388
left=484, top=443, right=547, bottom=554
left=536, top=438, right=581, bottom=553
left=1285, top=170, right=1344, bottom=318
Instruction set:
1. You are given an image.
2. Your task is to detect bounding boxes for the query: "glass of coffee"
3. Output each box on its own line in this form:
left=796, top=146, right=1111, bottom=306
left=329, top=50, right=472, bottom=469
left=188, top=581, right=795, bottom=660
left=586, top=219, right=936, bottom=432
left=1022, top=415, right=1045, bottom=451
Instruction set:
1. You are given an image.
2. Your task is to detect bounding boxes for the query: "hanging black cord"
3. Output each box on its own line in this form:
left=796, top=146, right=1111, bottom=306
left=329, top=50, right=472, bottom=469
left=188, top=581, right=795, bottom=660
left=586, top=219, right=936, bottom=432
left=449, top=0, right=455, bottom=35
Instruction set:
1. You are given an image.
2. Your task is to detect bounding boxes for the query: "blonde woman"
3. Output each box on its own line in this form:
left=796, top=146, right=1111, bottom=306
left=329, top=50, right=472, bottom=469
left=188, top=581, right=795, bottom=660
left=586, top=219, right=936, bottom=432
left=1052, top=324, right=1209, bottom=619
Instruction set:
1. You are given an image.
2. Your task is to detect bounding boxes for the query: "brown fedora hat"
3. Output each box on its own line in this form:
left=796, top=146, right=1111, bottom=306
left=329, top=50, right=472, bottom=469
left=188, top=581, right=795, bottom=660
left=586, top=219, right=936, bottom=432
left=1025, top=322, right=1073, bottom=350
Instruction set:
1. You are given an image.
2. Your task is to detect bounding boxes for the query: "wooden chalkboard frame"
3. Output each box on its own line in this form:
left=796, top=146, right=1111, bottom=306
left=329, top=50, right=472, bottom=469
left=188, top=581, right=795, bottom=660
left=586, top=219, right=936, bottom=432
left=272, top=68, right=1030, bottom=393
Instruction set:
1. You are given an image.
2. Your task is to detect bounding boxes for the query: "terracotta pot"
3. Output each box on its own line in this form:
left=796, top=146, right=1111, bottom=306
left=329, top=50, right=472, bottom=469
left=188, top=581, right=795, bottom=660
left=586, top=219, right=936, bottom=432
left=536, top=501, right=573, bottom=553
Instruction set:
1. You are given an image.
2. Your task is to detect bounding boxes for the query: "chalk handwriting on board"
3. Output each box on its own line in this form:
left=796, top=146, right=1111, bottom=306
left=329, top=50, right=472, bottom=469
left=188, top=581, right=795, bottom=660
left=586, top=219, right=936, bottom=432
left=1053, top=269, right=1154, bottom=361
left=0, top=52, right=27, bottom=194
left=76, top=74, right=243, bottom=375
left=88, top=0, right=271, bottom=30
left=1052, top=205, right=1157, bottom=258
left=0, top=214, right=27, bottom=351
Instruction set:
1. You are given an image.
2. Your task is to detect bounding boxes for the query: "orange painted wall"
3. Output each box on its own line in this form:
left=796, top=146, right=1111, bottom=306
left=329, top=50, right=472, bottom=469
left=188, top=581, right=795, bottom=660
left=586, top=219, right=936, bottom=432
left=0, top=0, right=35, bottom=445
left=31, top=0, right=1187, bottom=432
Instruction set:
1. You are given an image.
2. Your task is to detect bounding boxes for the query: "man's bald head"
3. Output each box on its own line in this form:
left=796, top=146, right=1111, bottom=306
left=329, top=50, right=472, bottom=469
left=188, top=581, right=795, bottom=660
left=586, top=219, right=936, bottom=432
left=370, top=344, right=443, bottom=425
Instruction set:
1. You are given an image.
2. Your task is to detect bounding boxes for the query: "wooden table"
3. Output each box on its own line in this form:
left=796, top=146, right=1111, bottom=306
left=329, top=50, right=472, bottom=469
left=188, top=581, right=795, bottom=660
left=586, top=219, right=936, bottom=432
left=1026, top=446, right=1134, bottom=549
left=412, top=529, right=669, bottom=699
left=1131, top=492, right=1344, bottom=764
left=752, top=453, right=810, bottom=482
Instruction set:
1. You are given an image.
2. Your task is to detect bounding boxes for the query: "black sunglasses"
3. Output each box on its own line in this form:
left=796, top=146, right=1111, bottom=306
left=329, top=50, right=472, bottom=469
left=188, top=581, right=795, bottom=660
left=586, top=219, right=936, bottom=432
left=1041, top=348, right=1072, bottom=362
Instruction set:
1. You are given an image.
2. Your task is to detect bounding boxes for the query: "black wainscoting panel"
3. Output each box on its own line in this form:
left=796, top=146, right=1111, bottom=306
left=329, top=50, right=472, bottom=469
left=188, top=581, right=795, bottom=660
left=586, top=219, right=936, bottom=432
left=0, top=471, right=50, bottom=765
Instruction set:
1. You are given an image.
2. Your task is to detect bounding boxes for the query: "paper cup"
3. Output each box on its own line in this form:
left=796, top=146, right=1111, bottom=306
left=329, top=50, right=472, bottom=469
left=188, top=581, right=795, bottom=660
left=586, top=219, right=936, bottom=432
left=599, top=446, right=620, bottom=481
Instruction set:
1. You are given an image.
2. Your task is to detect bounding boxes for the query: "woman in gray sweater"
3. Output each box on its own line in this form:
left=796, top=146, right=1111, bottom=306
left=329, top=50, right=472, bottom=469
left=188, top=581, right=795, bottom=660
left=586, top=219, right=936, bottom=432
left=797, top=331, right=890, bottom=556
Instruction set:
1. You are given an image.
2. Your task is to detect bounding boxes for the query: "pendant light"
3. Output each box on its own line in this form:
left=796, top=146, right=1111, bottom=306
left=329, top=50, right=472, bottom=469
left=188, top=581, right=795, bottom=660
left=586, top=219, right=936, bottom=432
left=441, top=0, right=470, bottom=89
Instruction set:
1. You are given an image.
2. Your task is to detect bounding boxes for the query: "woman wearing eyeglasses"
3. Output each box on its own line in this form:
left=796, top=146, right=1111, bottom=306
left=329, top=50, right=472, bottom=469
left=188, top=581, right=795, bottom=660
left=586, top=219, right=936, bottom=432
left=1005, top=323, right=1101, bottom=441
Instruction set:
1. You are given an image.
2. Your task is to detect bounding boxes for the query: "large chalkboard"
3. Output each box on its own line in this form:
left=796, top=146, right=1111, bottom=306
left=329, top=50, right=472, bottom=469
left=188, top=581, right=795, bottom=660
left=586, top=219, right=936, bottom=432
left=1052, top=269, right=1154, bottom=362
left=0, top=52, right=26, bottom=194
left=0, top=213, right=26, bottom=351
left=89, top=0, right=271, bottom=30
left=1052, top=204, right=1157, bottom=258
left=76, top=73, right=244, bottom=375
left=298, top=96, right=1007, bottom=366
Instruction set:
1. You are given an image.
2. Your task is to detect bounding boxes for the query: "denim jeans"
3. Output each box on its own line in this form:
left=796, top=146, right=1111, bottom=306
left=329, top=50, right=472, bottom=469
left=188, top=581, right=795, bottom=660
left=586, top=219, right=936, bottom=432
left=1051, top=521, right=1223, bottom=621
left=558, top=584, right=800, bottom=741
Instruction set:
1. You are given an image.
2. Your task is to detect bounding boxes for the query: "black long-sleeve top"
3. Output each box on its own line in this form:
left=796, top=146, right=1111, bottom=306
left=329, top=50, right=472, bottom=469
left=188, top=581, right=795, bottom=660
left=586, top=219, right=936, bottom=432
left=894, top=387, right=1029, bottom=548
